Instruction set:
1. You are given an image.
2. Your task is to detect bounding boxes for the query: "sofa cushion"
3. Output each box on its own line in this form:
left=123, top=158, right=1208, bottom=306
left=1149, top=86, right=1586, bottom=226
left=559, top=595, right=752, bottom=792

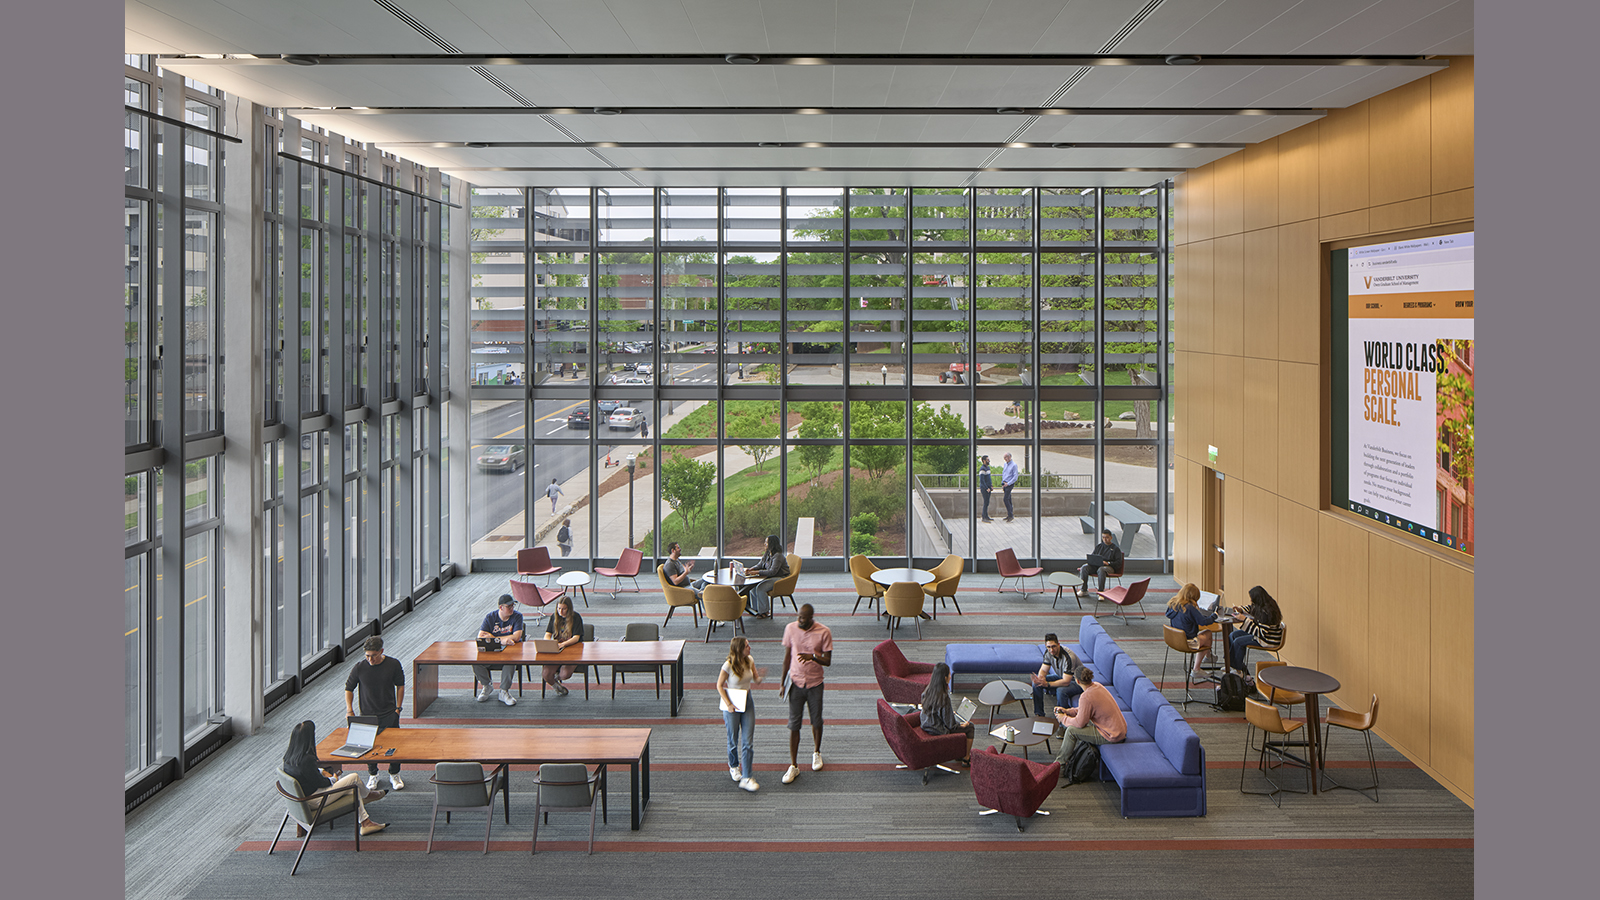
left=943, top=643, right=1042, bottom=677
left=1154, top=706, right=1203, bottom=776
left=1112, top=656, right=1145, bottom=705
left=1133, top=684, right=1169, bottom=735
left=1100, top=742, right=1195, bottom=787
left=1092, top=643, right=1126, bottom=689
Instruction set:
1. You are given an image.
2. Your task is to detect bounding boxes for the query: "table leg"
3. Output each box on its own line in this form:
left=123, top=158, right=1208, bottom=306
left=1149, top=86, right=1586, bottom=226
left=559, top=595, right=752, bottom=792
left=413, top=662, right=437, bottom=718
left=1219, top=621, right=1236, bottom=673
left=1306, top=693, right=1323, bottom=795
left=501, top=765, right=511, bottom=823
left=579, top=584, right=589, bottom=608
left=598, top=764, right=608, bottom=824
left=642, top=740, right=651, bottom=806
left=630, top=760, right=640, bottom=830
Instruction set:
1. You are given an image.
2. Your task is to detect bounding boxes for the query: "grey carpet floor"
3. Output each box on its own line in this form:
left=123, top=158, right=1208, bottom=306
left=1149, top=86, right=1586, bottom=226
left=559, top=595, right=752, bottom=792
left=126, top=571, right=1474, bottom=900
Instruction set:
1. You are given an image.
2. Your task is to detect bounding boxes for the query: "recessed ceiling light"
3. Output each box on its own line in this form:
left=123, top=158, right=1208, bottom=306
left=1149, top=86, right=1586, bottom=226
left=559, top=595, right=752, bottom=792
left=996, top=107, right=1027, bottom=115
left=800, top=142, right=825, bottom=148
left=282, top=55, right=319, bottom=67
left=725, top=54, right=761, bottom=65
left=1172, top=142, right=1196, bottom=148
left=593, top=107, right=622, bottom=116
left=1052, top=142, right=1075, bottom=149
left=465, top=142, right=489, bottom=149
left=1164, top=55, right=1202, bottom=66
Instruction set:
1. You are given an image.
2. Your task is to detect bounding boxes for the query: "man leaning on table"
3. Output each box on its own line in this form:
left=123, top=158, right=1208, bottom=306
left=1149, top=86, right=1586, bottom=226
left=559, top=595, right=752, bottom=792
left=1052, top=666, right=1125, bottom=763
left=345, top=635, right=406, bottom=791
left=474, top=593, right=524, bottom=707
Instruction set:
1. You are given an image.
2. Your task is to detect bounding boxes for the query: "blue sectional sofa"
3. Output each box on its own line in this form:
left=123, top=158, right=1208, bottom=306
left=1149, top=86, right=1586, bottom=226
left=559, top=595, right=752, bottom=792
left=940, top=617, right=1206, bottom=817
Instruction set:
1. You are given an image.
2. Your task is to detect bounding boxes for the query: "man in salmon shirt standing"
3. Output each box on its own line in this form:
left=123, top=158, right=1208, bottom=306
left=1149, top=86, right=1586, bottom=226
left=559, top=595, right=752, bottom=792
left=778, top=603, right=833, bottom=785
left=1052, top=665, right=1126, bottom=763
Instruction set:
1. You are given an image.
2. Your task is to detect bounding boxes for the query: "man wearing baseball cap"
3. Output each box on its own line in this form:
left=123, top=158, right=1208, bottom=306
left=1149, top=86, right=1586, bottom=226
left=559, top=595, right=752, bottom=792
left=473, top=594, right=524, bottom=706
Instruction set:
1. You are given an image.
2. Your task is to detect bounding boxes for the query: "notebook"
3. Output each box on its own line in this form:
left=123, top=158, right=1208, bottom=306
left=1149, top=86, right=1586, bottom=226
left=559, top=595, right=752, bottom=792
left=329, top=718, right=380, bottom=758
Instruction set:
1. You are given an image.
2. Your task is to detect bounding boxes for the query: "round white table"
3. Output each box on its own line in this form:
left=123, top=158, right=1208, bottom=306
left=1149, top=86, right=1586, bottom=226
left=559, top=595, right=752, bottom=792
left=556, top=570, right=591, bottom=608
left=1047, top=571, right=1082, bottom=610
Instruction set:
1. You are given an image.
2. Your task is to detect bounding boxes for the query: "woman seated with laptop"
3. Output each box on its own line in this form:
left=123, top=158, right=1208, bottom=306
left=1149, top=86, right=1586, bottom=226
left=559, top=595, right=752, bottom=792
left=1228, top=585, right=1285, bottom=674
left=1165, top=583, right=1221, bottom=681
left=916, top=663, right=975, bottom=767
left=281, top=720, right=390, bottom=836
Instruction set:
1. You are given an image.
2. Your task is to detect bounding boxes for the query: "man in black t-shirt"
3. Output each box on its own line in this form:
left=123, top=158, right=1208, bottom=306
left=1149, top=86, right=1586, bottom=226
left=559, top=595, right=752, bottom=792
left=1078, top=530, right=1126, bottom=593
left=345, top=635, right=407, bottom=790
left=663, top=542, right=704, bottom=596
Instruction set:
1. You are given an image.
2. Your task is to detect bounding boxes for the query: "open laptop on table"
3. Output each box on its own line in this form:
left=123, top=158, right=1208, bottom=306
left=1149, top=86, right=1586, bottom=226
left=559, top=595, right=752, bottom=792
left=329, top=716, right=380, bottom=758
left=529, top=638, right=564, bottom=653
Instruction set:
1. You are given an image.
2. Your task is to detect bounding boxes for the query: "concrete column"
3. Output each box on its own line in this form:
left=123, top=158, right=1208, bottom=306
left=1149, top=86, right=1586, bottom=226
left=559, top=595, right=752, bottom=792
left=447, top=183, right=471, bottom=572
left=221, top=100, right=266, bottom=735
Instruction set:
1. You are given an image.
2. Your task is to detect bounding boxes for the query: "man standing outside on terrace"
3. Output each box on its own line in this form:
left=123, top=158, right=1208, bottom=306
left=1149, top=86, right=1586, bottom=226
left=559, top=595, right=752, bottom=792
left=1001, top=452, right=1020, bottom=523
left=779, top=604, right=833, bottom=785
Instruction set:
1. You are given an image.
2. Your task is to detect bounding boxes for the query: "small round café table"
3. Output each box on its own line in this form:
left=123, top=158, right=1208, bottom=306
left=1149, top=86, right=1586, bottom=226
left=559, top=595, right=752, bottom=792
left=1254, top=665, right=1341, bottom=795
left=556, top=570, right=591, bottom=608
left=1047, top=571, right=1081, bottom=609
left=977, top=679, right=1033, bottom=729
left=991, top=716, right=1060, bottom=759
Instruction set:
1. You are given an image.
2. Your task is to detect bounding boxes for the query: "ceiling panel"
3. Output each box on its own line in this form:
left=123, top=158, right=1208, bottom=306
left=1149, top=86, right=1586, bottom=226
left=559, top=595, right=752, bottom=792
left=1030, top=0, right=1169, bottom=53
left=682, top=0, right=799, bottom=50
left=899, top=0, right=994, bottom=52
left=441, top=0, right=574, bottom=53
left=836, top=0, right=920, bottom=53
left=530, top=2, right=638, bottom=50
left=602, top=0, right=705, bottom=51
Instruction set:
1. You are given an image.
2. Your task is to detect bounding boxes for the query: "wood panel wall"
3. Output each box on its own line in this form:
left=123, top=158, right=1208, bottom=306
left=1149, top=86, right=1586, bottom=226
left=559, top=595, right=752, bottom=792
left=1172, top=57, right=1475, bottom=806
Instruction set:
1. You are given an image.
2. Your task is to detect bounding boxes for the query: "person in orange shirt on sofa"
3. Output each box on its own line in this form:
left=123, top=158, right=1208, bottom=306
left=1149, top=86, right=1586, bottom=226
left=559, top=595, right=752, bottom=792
left=1052, top=665, right=1126, bottom=763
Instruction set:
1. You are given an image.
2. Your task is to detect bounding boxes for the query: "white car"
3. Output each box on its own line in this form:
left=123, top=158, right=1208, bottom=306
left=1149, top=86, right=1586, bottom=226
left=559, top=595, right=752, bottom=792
left=607, top=407, right=645, bottom=431
left=635, top=364, right=653, bottom=376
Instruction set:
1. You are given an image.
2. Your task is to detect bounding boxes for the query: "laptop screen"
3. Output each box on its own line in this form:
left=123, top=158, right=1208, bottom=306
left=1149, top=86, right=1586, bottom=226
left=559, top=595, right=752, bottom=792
left=346, top=722, right=379, bottom=745
left=954, top=697, right=977, bottom=723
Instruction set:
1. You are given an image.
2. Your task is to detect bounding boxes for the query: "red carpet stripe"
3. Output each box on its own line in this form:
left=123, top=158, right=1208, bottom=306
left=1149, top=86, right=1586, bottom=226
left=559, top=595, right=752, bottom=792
left=237, top=836, right=1469, bottom=853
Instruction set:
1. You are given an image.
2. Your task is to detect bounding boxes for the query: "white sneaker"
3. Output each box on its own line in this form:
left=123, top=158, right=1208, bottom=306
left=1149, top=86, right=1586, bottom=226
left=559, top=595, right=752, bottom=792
left=739, top=777, right=760, bottom=792
left=782, top=765, right=800, bottom=784
left=477, top=686, right=496, bottom=702
left=365, top=774, right=381, bottom=791
left=499, top=690, right=516, bottom=706
left=812, top=751, right=825, bottom=771
left=729, top=766, right=742, bottom=782
left=388, top=773, right=405, bottom=791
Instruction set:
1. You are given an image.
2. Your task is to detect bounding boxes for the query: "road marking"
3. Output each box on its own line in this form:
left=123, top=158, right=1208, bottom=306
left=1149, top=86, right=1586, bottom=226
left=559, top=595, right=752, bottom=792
left=546, top=426, right=566, bottom=435
left=508, top=410, right=522, bottom=416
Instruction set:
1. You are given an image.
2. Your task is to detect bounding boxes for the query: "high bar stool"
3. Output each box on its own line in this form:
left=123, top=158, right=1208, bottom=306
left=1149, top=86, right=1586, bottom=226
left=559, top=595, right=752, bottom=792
left=1323, top=693, right=1381, bottom=801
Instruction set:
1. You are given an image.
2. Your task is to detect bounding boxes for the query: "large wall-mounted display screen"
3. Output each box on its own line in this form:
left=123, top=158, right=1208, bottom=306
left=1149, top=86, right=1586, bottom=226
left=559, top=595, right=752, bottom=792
left=1331, top=231, right=1474, bottom=556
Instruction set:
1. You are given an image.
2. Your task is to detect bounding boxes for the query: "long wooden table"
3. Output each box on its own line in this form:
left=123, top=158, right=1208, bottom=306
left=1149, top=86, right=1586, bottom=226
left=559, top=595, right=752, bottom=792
left=316, top=726, right=653, bottom=830
left=411, top=640, right=687, bottom=717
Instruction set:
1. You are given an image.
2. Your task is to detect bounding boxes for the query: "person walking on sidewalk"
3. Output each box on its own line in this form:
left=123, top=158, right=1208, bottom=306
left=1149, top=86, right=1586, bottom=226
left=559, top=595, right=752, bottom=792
left=717, top=636, right=763, bottom=792
left=556, top=518, right=574, bottom=557
left=1001, top=452, right=1020, bottom=522
left=344, top=636, right=406, bottom=791
left=545, top=478, right=564, bottom=514
left=978, top=455, right=995, bottom=522
left=779, top=604, right=833, bottom=784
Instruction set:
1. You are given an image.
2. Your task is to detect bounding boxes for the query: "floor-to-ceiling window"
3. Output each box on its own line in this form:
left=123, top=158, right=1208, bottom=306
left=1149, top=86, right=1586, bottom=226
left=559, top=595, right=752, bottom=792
left=469, top=187, right=1172, bottom=571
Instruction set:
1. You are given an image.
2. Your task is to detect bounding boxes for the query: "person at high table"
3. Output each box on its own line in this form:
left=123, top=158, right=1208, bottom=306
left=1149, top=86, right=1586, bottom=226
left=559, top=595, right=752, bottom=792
left=541, top=596, right=585, bottom=696
left=1228, top=585, right=1285, bottom=675
left=1165, top=583, right=1221, bottom=681
left=473, top=593, right=523, bottom=707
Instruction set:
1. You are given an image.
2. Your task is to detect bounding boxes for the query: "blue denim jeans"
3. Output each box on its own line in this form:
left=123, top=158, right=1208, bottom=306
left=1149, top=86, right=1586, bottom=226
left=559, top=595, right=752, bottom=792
left=723, top=704, right=755, bottom=779
left=746, top=581, right=774, bottom=616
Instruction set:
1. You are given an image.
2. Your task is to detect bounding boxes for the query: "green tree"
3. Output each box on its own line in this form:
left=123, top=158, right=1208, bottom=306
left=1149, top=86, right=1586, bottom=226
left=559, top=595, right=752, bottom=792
left=911, top=402, right=970, bottom=473
left=658, top=453, right=717, bottom=530
left=727, top=401, right=782, bottom=472
left=1436, top=339, right=1475, bottom=482
left=794, top=401, right=840, bottom=483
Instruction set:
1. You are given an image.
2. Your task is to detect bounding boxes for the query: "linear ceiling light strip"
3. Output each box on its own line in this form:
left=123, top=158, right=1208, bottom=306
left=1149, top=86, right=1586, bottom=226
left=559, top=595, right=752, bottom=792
left=167, top=53, right=1447, bottom=68
left=377, top=140, right=1244, bottom=150
left=446, top=166, right=1185, bottom=173
left=298, top=106, right=1323, bottom=117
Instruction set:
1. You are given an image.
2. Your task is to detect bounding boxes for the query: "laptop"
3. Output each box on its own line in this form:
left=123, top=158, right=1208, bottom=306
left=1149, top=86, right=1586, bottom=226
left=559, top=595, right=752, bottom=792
left=329, top=717, right=380, bottom=758
left=953, top=697, right=978, bottom=725
left=1085, top=553, right=1105, bottom=570
left=1197, top=590, right=1221, bottom=613
left=731, top=561, right=747, bottom=586
left=1031, top=720, right=1057, bottom=736
left=529, top=638, right=564, bottom=653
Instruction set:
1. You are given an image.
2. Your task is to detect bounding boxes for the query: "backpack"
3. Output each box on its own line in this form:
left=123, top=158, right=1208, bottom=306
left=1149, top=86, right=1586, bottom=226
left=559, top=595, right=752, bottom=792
left=1064, top=740, right=1101, bottom=785
left=1213, top=672, right=1248, bottom=712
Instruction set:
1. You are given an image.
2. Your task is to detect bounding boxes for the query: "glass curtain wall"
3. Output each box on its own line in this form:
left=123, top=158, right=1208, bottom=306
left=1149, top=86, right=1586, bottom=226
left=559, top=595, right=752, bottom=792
left=469, top=187, right=1171, bottom=572
left=124, top=58, right=226, bottom=781
left=258, top=113, right=451, bottom=705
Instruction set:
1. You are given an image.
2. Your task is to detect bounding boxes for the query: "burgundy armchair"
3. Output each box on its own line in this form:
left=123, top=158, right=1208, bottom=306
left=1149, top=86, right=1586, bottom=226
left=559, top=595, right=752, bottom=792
left=872, top=640, right=936, bottom=704
left=875, top=699, right=968, bottom=784
left=996, top=547, right=1045, bottom=596
left=594, top=547, right=643, bottom=597
left=971, top=745, right=1061, bottom=831
left=516, top=546, right=561, bottom=582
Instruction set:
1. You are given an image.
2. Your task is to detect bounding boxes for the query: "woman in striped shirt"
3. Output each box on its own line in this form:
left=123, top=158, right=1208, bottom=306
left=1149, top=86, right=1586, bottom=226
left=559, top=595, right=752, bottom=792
left=1229, top=585, right=1285, bottom=674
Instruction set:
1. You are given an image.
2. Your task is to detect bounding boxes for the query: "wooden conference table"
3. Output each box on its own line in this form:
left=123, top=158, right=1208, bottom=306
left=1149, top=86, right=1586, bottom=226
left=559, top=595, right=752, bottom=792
left=411, top=640, right=688, bottom=717
left=317, top=725, right=654, bottom=830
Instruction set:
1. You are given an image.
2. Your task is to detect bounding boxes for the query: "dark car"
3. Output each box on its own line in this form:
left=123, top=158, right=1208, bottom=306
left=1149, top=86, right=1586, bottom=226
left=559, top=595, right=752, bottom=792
left=566, top=406, right=591, bottom=429
left=475, top=444, right=527, bottom=473
left=597, top=398, right=625, bottom=417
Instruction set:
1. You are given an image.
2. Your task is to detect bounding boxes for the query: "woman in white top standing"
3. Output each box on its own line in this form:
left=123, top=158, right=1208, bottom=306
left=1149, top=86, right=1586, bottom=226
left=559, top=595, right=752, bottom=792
left=717, top=636, right=763, bottom=792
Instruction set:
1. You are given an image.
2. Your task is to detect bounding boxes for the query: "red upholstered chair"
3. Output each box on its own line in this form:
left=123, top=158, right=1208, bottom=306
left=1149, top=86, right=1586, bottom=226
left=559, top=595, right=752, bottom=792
left=509, top=577, right=562, bottom=627
left=875, top=699, right=968, bottom=785
left=1094, top=577, right=1151, bottom=625
left=995, top=547, right=1045, bottom=596
left=971, top=745, right=1061, bottom=831
left=594, top=547, right=643, bottom=597
left=516, top=546, right=560, bottom=584
left=872, top=640, right=936, bottom=704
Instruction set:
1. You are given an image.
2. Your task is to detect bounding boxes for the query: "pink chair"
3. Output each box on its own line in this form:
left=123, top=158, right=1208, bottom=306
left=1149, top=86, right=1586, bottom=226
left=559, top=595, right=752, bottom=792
left=875, top=699, right=968, bottom=785
left=872, top=640, right=937, bottom=704
left=1095, top=577, right=1151, bottom=625
left=516, top=546, right=560, bottom=584
left=971, top=745, right=1060, bottom=831
left=593, top=547, right=643, bottom=598
left=508, top=577, right=562, bottom=632
left=995, top=548, right=1044, bottom=596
